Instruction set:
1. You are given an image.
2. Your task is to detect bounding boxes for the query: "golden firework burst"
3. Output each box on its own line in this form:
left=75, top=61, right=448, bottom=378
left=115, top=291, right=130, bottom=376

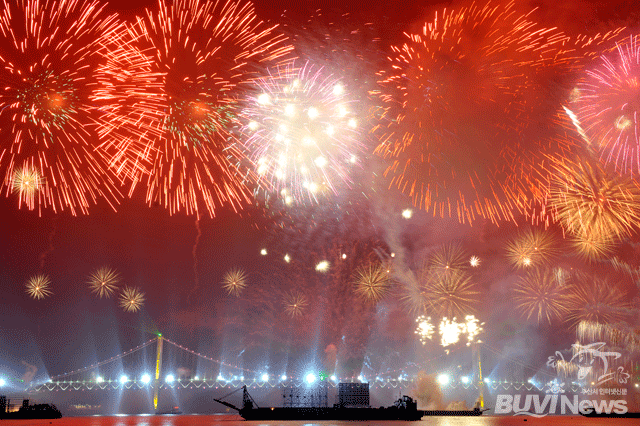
left=88, top=267, right=120, bottom=298
left=283, top=291, right=308, bottom=318
left=353, top=261, right=391, bottom=303
left=569, top=227, right=616, bottom=261
left=12, top=166, right=44, bottom=209
left=565, top=275, right=628, bottom=328
left=513, top=269, right=569, bottom=324
left=549, top=159, right=640, bottom=239
left=222, top=268, right=248, bottom=297
left=422, top=271, right=480, bottom=318
left=25, top=274, right=52, bottom=299
left=425, top=243, right=468, bottom=277
left=118, top=286, right=145, bottom=313
left=505, top=228, right=556, bottom=269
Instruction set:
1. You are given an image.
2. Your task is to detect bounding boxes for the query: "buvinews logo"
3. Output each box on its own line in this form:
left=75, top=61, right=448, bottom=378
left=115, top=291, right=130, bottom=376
left=495, top=394, right=627, bottom=417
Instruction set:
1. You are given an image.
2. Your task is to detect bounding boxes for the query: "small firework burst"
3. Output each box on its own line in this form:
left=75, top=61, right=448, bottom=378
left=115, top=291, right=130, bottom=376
left=283, top=290, right=308, bottom=318
left=25, top=274, right=52, bottom=299
left=513, top=269, right=569, bottom=324
left=469, top=256, right=480, bottom=267
left=425, top=243, right=468, bottom=277
left=505, top=228, right=556, bottom=269
left=422, top=271, right=480, bottom=318
left=88, top=267, right=120, bottom=298
left=222, top=268, right=248, bottom=297
left=565, top=275, right=628, bottom=327
left=439, top=317, right=464, bottom=347
left=315, top=260, right=330, bottom=272
left=415, top=315, right=434, bottom=344
left=464, top=315, right=483, bottom=344
left=118, top=286, right=145, bottom=313
left=12, top=165, right=44, bottom=209
left=353, top=262, right=391, bottom=303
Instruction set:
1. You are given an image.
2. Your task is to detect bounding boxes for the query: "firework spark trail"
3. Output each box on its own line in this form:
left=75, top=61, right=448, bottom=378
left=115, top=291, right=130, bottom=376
left=372, top=1, right=580, bottom=225
left=239, top=61, right=364, bottom=205
left=0, top=0, right=123, bottom=214
left=191, top=216, right=201, bottom=301
left=101, top=0, right=293, bottom=218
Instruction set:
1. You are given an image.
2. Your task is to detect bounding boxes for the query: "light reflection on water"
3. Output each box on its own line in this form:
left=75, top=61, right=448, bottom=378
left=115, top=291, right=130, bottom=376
left=0, top=416, right=639, bottom=426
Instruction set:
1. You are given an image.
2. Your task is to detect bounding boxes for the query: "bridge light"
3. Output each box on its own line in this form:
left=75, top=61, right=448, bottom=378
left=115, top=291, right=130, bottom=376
left=194, top=376, right=199, bottom=381
left=305, top=373, right=316, bottom=384
left=0, top=378, right=5, bottom=386
left=437, top=374, right=450, bottom=385
left=96, top=376, right=104, bottom=383
left=165, top=375, right=174, bottom=383
left=330, top=375, right=337, bottom=382
left=141, top=374, right=151, bottom=384
left=461, top=376, right=470, bottom=384
left=217, top=375, right=224, bottom=381
left=119, top=375, right=128, bottom=384
left=261, top=373, right=269, bottom=382
left=281, top=375, right=287, bottom=381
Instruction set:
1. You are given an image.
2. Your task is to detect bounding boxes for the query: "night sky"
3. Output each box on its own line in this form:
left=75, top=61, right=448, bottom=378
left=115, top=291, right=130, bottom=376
left=1, top=0, right=640, bottom=393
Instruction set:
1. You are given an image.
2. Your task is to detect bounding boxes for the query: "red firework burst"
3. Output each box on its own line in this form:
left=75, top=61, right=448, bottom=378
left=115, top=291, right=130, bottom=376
left=101, top=0, right=292, bottom=217
left=0, top=0, right=123, bottom=214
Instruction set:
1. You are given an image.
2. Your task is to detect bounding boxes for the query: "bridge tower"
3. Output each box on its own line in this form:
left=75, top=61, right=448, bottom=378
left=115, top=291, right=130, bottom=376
left=473, top=341, right=484, bottom=409
left=153, top=334, right=163, bottom=411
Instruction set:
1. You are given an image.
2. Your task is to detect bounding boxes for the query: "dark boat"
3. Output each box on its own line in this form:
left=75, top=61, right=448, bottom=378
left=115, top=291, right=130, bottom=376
left=214, top=385, right=486, bottom=421
left=0, top=397, right=62, bottom=420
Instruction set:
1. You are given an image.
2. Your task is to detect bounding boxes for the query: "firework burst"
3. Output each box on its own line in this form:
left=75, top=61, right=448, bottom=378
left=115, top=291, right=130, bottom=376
left=239, top=62, right=363, bottom=205
left=222, top=268, right=248, bottom=297
left=415, top=315, right=434, bottom=345
left=118, top=286, right=145, bottom=313
left=0, top=0, right=123, bottom=214
left=353, top=261, right=391, bottom=303
left=505, top=228, right=557, bottom=269
left=11, top=165, right=44, bottom=209
left=373, top=1, right=573, bottom=225
left=104, top=0, right=292, bottom=217
left=570, top=35, right=640, bottom=174
left=422, top=271, right=480, bottom=318
left=25, top=274, right=52, bottom=299
left=283, top=290, right=308, bottom=318
left=565, top=275, right=628, bottom=327
left=513, top=269, right=569, bottom=324
left=88, top=267, right=120, bottom=298
left=424, top=243, right=469, bottom=278
left=549, top=158, right=640, bottom=249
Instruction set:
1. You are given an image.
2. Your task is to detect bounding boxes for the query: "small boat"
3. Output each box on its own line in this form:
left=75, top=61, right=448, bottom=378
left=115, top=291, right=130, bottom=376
left=214, top=385, right=486, bottom=421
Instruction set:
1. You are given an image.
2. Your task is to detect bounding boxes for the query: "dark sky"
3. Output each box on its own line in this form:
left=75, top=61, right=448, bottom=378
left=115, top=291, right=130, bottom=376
left=1, top=0, right=640, bottom=390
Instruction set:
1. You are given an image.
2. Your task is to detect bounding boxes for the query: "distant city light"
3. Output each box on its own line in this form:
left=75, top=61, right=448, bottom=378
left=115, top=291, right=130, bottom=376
left=166, top=375, right=175, bottom=383
left=119, top=375, right=128, bottom=384
left=141, top=374, right=151, bottom=384
left=305, top=373, right=316, bottom=384
left=437, top=374, right=450, bottom=385
left=261, top=374, right=269, bottom=382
